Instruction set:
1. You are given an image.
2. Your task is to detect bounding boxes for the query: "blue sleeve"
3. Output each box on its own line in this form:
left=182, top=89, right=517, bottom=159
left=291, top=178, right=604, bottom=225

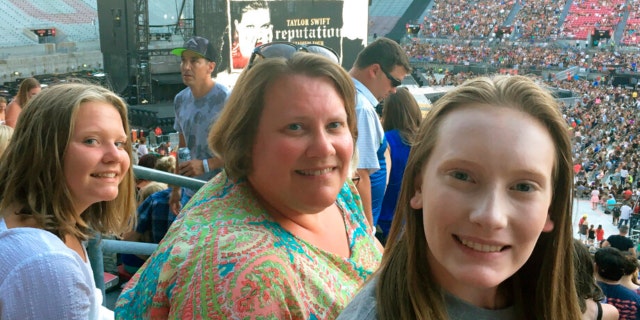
left=356, top=106, right=383, bottom=172
left=136, top=196, right=155, bottom=234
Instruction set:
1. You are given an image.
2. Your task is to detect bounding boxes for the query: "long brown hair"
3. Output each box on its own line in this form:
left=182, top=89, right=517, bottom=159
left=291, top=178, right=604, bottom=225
left=573, top=240, right=603, bottom=313
left=0, top=83, right=136, bottom=240
left=382, top=87, right=422, bottom=144
left=377, top=75, right=580, bottom=319
left=15, top=77, right=40, bottom=106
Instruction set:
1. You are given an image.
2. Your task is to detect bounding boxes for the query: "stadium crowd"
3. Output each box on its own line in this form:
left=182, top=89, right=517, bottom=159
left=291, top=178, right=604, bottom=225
left=1, top=0, right=640, bottom=317
left=424, top=0, right=511, bottom=39
left=512, top=0, right=564, bottom=40
left=405, top=43, right=640, bottom=203
left=421, top=0, right=635, bottom=44
left=405, top=41, right=638, bottom=73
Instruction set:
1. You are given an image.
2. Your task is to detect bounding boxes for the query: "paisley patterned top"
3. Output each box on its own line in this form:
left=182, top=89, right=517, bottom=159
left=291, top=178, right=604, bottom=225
left=115, top=171, right=382, bottom=319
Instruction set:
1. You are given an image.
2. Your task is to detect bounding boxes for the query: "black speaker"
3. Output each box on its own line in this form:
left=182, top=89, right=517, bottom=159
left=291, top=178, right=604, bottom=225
left=97, top=0, right=136, bottom=94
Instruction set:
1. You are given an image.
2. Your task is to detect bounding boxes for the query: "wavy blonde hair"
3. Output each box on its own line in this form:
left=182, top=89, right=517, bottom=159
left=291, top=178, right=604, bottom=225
left=15, top=77, right=40, bottom=106
left=0, top=83, right=136, bottom=240
left=377, top=75, right=581, bottom=319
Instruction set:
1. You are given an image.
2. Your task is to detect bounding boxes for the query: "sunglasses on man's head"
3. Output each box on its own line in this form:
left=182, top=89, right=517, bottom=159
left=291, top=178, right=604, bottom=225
left=247, top=42, right=340, bottom=69
left=381, top=67, right=402, bottom=87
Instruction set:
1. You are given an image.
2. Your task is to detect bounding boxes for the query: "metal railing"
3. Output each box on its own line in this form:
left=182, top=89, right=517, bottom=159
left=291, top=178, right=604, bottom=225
left=87, top=165, right=206, bottom=304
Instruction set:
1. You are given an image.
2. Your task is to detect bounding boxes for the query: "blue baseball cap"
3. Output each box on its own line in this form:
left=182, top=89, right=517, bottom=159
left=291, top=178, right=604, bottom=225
left=171, top=36, right=216, bottom=61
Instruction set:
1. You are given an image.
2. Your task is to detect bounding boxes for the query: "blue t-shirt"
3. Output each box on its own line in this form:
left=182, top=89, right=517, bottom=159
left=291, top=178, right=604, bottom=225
left=174, top=82, right=230, bottom=197
left=598, top=281, right=640, bottom=319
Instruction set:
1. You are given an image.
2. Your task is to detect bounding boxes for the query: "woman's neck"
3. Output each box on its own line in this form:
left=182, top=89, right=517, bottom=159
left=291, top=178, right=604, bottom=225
left=621, top=275, right=640, bottom=290
left=251, top=187, right=350, bottom=258
left=1, top=204, right=39, bottom=229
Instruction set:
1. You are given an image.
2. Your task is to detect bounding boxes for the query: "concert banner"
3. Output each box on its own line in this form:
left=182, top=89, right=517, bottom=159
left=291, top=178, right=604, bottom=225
left=227, top=0, right=368, bottom=72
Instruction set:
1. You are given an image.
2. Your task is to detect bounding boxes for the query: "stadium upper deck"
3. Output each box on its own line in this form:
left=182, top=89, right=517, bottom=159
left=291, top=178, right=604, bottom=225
left=0, top=0, right=187, bottom=48
left=1, top=0, right=637, bottom=49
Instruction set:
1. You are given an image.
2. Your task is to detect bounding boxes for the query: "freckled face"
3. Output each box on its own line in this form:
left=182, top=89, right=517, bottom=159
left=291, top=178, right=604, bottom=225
left=410, top=105, right=555, bottom=303
left=64, top=101, right=130, bottom=214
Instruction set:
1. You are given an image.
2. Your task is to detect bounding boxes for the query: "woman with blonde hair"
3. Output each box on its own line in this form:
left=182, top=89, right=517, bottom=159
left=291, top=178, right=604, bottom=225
left=0, top=83, right=136, bottom=319
left=339, top=75, right=582, bottom=319
left=117, top=49, right=381, bottom=318
left=5, top=77, right=41, bottom=128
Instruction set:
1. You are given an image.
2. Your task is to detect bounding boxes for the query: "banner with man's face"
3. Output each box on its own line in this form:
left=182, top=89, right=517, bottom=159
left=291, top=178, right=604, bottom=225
left=227, top=0, right=368, bottom=71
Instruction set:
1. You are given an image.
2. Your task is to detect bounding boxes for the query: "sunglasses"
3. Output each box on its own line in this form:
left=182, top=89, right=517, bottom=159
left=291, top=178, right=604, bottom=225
left=381, top=67, right=402, bottom=87
left=247, top=42, right=340, bottom=69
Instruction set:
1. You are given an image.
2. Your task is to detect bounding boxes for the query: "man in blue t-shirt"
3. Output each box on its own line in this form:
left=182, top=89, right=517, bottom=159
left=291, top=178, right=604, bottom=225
left=169, top=36, right=230, bottom=214
left=595, top=247, right=640, bottom=319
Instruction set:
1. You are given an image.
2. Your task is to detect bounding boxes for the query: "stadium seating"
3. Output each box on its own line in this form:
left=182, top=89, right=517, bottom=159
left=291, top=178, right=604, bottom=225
left=511, top=0, right=564, bottom=41
left=559, top=0, right=625, bottom=40
left=368, top=0, right=414, bottom=38
left=621, top=10, right=639, bottom=45
left=423, top=0, right=513, bottom=39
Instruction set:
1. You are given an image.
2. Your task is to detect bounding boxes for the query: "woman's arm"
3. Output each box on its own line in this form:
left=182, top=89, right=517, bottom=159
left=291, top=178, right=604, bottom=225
left=5, top=100, right=20, bottom=128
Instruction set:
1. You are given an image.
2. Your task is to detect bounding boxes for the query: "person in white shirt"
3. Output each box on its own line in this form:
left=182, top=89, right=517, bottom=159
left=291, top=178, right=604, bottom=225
left=137, top=136, right=149, bottom=159
left=618, top=201, right=633, bottom=228
left=0, top=83, right=136, bottom=319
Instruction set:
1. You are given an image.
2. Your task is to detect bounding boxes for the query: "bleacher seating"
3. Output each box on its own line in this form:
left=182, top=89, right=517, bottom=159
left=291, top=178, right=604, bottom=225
left=621, top=9, right=639, bottom=46
left=0, top=0, right=190, bottom=48
left=0, top=0, right=99, bottom=47
left=511, top=0, right=565, bottom=41
left=1, top=0, right=638, bottom=49
left=558, top=0, right=625, bottom=40
left=0, top=4, right=38, bottom=47
left=368, top=0, right=414, bottom=37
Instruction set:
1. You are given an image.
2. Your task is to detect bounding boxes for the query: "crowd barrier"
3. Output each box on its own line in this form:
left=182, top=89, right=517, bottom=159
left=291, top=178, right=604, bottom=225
left=87, top=165, right=206, bottom=304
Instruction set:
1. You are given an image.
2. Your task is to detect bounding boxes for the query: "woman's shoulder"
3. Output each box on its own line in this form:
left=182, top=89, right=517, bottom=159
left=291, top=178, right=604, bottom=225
left=184, top=173, right=266, bottom=221
left=336, top=277, right=378, bottom=320
left=0, top=227, right=69, bottom=255
left=6, top=98, right=20, bottom=108
left=0, top=228, right=89, bottom=288
left=583, top=299, right=619, bottom=320
left=0, top=227, right=82, bottom=257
